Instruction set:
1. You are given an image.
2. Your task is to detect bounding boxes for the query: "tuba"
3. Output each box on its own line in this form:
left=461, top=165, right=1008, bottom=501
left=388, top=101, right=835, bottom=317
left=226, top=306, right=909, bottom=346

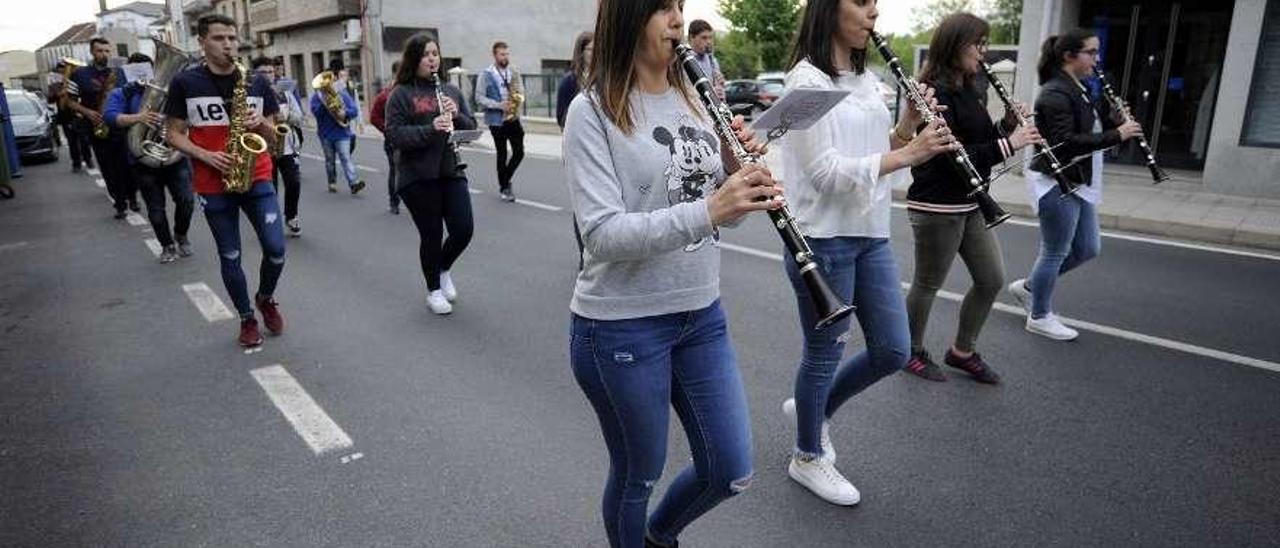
left=57, top=58, right=85, bottom=112
left=311, top=70, right=349, bottom=127
left=223, top=62, right=269, bottom=193
left=127, top=41, right=190, bottom=167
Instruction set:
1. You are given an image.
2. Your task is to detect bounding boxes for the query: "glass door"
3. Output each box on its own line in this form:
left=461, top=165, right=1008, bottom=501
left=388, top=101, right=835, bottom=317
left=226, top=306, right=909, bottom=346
left=1081, top=0, right=1234, bottom=171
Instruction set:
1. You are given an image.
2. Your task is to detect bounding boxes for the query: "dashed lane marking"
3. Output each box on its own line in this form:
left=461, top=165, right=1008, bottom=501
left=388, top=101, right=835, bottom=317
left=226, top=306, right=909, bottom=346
left=716, top=240, right=1280, bottom=374
left=0, top=241, right=30, bottom=253
left=144, top=238, right=162, bottom=257
left=513, top=198, right=563, bottom=212
left=250, top=364, right=355, bottom=455
left=125, top=211, right=147, bottom=226
left=181, top=282, right=236, bottom=322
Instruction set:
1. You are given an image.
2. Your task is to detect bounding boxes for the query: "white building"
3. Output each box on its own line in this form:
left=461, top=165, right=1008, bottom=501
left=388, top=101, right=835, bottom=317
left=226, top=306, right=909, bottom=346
left=35, top=22, right=97, bottom=84
left=96, top=1, right=168, bottom=60
left=1017, top=0, right=1280, bottom=199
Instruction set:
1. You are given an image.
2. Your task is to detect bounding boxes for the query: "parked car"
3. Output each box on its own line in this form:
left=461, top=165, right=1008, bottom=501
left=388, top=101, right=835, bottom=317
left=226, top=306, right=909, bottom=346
left=756, top=71, right=785, bottom=85
left=724, top=79, right=785, bottom=120
left=4, top=90, right=58, bottom=163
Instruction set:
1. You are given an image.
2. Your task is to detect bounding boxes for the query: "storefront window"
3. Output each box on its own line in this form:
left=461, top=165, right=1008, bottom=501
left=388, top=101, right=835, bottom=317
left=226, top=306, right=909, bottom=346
left=1242, top=0, right=1280, bottom=148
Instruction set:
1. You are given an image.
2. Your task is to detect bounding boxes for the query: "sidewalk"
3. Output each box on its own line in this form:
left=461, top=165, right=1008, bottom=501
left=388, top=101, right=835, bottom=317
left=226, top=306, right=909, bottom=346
left=344, top=121, right=1280, bottom=251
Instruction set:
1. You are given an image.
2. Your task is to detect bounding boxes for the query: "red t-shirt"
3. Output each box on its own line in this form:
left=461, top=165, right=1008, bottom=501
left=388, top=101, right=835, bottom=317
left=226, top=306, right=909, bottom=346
left=165, top=65, right=280, bottom=194
left=370, top=85, right=394, bottom=133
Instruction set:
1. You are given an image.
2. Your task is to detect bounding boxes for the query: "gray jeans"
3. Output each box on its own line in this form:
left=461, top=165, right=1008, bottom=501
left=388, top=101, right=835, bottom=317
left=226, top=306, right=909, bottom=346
left=906, top=209, right=1006, bottom=354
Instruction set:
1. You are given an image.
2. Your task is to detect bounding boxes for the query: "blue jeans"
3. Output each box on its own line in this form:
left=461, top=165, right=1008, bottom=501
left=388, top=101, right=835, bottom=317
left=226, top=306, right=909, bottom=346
left=784, top=237, right=910, bottom=457
left=320, top=137, right=358, bottom=186
left=1028, top=187, right=1101, bottom=319
left=198, top=182, right=286, bottom=318
left=570, top=300, right=753, bottom=548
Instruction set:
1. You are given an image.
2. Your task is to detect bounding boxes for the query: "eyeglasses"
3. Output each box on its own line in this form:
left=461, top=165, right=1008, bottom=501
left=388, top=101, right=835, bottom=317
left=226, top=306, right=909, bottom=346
left=1079, top=48, right=1100, bottom=57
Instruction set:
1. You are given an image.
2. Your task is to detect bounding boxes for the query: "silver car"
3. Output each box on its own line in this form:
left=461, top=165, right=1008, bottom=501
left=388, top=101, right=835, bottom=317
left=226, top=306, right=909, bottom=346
left=5, top=89, right=58, bottom=163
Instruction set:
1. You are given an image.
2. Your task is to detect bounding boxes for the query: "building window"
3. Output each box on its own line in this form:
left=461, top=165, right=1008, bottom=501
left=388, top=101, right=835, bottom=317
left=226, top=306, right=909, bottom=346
left=1242, top=0, right=1280, bottom=148
left=117, top=44, right=129, bottom=57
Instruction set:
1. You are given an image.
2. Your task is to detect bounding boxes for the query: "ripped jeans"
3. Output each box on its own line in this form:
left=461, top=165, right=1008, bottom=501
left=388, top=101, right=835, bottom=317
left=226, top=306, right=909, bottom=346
left=570, top=300, right=753, bottom=548
left=198, top=182, right=286, bottom=319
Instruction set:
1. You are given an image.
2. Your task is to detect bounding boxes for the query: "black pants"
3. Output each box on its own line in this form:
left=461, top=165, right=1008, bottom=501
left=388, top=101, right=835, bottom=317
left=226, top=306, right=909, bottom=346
left=399, top=177, right=474, bottom=291
left=272, top=154, right=301, bottom=221
left=90, top=137, right=135, bottom=212
left=135, top=160, right=194, bottom=247
left=385, top=144, right=400, bottom=208
left=61, top=122, right=93, bottom=169
left=490, top=120, right=524, bottom=192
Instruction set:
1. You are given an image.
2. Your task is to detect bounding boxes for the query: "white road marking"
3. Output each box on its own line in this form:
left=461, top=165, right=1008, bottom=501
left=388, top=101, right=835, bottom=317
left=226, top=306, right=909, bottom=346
left=86, top=168, right=100, bottom=177
left=340, top=452, right=365, bottom=464
left=296, top=152, right=380, bottom=173
left=181, top=282, right=236, bottom=322
left=467, top=188, right=482, bottom=195
left=717, top=241, right=1280, bottom=374
left=299, top=152, right=323, bottom=162
left=144, top=238, right=162, bottom=257
left=889, top=202, right=1280, bottom=262
left=125, top=211, right=147, bottom=226
left=250, top=365, right=355, bottom=455
left=0, top=241, right=29, bottom=253
left=514, top=198, right=562, bottom=212
left=356, top=164, right=380, bottom=173
left=94, top=178, right=105, bottom=188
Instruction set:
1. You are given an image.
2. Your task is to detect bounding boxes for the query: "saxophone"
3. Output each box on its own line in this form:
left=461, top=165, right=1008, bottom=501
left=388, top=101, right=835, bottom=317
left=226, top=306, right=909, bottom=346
left=503, top=73, right=523, bottom=122
left=222, top=62, right=269, bottom=193
left=91, top=69, right=119, bottom=140
left=311, top=70, right=349, bottom=127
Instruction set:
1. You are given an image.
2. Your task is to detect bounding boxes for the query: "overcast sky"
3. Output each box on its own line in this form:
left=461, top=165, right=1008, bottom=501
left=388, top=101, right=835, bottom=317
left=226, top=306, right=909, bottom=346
left=2, top=0, right=929, bottom=53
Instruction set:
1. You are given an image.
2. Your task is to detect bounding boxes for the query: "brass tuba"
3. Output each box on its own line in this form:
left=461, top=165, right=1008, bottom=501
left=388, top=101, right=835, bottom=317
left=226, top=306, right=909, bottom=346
left=56, top=58, right=85, bottom=112
left=127, top=40, right=190, bottom=167
left=311, top=70, right=349, bottom=127
left=222, top=62, right=269, bottom=193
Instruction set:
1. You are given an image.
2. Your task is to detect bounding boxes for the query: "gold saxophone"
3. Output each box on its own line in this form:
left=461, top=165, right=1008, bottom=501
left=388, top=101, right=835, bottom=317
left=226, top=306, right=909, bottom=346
left=311, top=70, right=349, bottom=127
left=91, top=68, right=118, bottom=140
left=504, top=75, right=523, bottom=122
left=223, top=62, right=269, bottom=193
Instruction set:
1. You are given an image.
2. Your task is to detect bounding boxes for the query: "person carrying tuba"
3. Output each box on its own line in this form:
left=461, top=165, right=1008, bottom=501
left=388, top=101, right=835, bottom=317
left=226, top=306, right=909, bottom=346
left=105, top=52, right=195, bottom=264
left=310, top=62, right=364, bottom=195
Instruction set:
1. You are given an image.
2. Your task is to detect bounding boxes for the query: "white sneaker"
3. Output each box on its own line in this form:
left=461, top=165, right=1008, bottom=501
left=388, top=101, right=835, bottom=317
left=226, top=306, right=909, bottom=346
left=427, top=290, right=453, bottom=315
left=1026, top=313, right=1078, bottom=341
left=440, top=271, right=457, bottom=302
left=788, top=455, right=861, bottom=506
left=1008, top=278, right=1032, bottom=314
left=782, top=398, right=835, bottom=463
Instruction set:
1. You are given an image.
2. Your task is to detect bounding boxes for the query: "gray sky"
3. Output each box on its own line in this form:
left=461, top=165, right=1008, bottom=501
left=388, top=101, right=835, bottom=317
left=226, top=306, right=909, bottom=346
left=2, top=0, right=930, bottom=53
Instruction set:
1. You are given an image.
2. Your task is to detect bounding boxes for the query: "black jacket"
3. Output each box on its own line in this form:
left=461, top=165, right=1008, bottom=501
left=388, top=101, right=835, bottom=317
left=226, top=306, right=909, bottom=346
left=908, top=80, right=1017, bottom=210
left=1030, top=72, right=1122, bottom=186
left=384, top=77, right=477, bottom=188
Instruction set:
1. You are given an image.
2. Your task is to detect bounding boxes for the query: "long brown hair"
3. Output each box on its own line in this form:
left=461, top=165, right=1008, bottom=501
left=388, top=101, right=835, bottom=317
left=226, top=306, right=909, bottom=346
left=1037, top=28, right=1097, bottom=84
left=789, top=0, right=867, bottom=77
left=570, top=31, right=594, bottom=89
left=587, top=0, right=697, bottom=135
left=919, top=12, right=989, bottom=91
left=396, top=33, right=441, bottom=85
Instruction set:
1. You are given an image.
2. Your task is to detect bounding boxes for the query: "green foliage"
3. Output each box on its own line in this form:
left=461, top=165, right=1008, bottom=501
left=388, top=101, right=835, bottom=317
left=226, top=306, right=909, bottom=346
left=718, top=0, right=801, bottom=71
left=715, top=31, right=762, bottom=80
left=912, top=0, right=976, bottom=34
left=867, top=31, right=934, bottom=77
left=987, top=0, right=1024, bottom=44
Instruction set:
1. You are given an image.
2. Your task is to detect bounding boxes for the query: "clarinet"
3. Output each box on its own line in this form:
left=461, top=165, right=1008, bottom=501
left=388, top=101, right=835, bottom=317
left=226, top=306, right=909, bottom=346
left=674, top=44, right=854, bottom=331
left=979, top=61, right=1079, bottom=198
left=431, top=74, right=467, bottom=172
left=869, top=31, right=1011, bottom=229
left=1094, top=69, right=1169, bottom=184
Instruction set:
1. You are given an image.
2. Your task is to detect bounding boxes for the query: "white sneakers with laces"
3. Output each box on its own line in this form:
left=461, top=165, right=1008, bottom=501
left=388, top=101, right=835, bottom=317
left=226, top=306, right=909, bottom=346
left=788, top=454, right=861, bottom=506
left=440, top=271, right=457, bottom=302
left=1008, top=278, right=1032, bottom=314
left=427, top=290, right=452, bottom=315
left=1026, top=313, right=1079, bottom=341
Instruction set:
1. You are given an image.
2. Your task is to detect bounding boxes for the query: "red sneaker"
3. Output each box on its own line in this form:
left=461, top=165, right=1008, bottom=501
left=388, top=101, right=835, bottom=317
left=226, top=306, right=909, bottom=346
left=255, top=295, right=285, bottom=335
left=239, top=318, right=264, bottom=347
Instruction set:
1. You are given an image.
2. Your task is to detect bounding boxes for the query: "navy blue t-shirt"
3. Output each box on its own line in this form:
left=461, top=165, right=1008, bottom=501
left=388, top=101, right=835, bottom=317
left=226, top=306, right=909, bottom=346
left=165, top=64, right=279, bottom=193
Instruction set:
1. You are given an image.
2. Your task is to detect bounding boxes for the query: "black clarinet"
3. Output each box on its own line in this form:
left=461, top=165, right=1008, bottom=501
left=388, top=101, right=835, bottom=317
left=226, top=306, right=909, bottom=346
left=979, top=60, right=1079, bottom=198
left=431, top=74, right=467, bottom=172
left=1094, top=69, right=1169, bottom=184
left=674, top=44, right=854, bottom=330
left=869, top=31, right=1011, bottom=229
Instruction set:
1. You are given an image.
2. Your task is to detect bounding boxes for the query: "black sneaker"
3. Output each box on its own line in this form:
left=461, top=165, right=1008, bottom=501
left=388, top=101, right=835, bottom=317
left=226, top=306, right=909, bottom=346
left=113, top=210, right=127, bottom=220
left=645, top=534, right=677, bottom=548
left=175, top=235, right=194, bottom=257
left=903, top=350, right=947, bottom=382
left=944, top=350, right=1001, bottom=385
left=499, top=189, right=515, bottom=203
left=128, top=201, right=141, bottom=212
left=351, top=180, right=366, bottom=195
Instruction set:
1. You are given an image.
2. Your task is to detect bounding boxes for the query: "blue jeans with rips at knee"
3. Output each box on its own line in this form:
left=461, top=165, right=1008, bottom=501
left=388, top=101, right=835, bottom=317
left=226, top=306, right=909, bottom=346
left=570, top=300, right=753, bottom=548
left=198, top=182, right=286, bottom=318
left=784, top=236, right=910, bottom=458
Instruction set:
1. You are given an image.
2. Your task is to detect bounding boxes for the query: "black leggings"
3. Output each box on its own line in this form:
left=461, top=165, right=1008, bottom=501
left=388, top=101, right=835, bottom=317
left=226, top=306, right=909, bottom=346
left=272, top=155, right=301, bottom=221
left=490, top=120, right=525, bottom=191
left=399, top=177, right=474, bottom=291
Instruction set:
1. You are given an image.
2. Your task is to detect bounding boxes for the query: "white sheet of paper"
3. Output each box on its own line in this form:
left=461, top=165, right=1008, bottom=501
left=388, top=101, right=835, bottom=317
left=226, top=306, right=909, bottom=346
left=750, top=88, right=851, bottom=133
left=121, top=63, right=154, bottom=84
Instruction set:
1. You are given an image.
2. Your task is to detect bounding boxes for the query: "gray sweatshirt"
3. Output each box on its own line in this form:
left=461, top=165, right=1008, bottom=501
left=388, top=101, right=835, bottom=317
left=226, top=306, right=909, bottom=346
left=563, top=89, right=726, bottom=320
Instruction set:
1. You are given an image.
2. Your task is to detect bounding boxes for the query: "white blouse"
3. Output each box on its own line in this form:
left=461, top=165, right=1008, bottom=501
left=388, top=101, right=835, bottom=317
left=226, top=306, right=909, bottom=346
left=776, top=59, right=906, bottom=239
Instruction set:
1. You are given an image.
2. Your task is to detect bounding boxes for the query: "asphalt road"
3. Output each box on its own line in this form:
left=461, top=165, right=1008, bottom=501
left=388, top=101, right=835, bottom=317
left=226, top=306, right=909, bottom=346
left=1, top=134, right=1278, bottom=547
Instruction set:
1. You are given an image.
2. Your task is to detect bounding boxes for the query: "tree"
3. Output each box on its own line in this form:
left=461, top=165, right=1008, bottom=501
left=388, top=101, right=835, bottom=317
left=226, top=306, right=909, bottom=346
left=912, top=0, right=976, bottom=34
left=986, top=0, right=1024, bottom=45
left=719, top=0, right=801, bottom=71
left=715, top=31, right=763, bottom=80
